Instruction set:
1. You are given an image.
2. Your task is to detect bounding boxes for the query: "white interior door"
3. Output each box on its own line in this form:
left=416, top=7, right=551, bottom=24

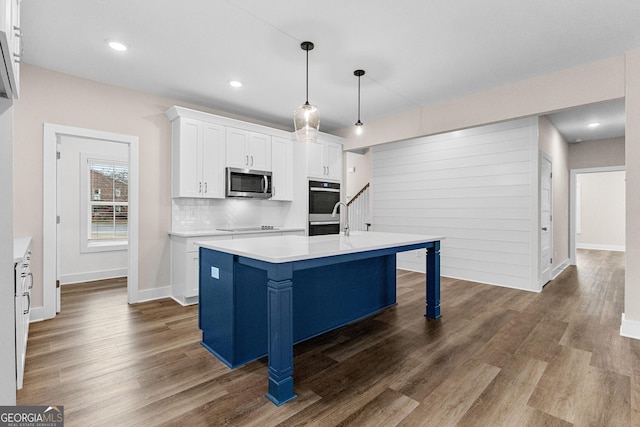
left=540, top=155, right=552, bottom=285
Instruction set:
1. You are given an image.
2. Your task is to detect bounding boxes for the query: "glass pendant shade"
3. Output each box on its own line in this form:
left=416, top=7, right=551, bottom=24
left=294, top=102, right=320, bottom=143
left=294, top=41, right=319, bottom=143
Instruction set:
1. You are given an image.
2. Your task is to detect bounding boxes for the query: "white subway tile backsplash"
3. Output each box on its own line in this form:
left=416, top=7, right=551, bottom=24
left=172, top=198, right=286, bottom=231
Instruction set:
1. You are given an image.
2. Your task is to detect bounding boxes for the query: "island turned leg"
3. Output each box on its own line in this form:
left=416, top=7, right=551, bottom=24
left=265, top=263, right=297, bottom=406
left=425, top=241, right=441, bottom=319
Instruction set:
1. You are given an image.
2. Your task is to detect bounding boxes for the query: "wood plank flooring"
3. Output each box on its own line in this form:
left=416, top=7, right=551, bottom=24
left=17, top=250, right=638, bottom=426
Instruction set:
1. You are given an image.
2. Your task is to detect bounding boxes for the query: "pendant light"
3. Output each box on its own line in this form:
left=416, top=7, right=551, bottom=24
left=354, top=69, right=365, bottom=135
left=294, top=41, right=320, bottom=143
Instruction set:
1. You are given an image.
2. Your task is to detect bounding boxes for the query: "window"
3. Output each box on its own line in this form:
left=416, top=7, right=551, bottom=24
left=81, top=154, right=128, bottom=252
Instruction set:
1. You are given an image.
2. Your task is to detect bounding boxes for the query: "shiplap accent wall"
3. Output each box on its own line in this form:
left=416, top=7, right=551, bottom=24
left=372, top=117, right=540, bottom=291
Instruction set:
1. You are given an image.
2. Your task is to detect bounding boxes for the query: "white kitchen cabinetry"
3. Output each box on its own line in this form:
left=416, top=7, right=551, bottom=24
left=0, top=0, right=20, bottom=98
left=226, top=127, right=272, bottom=171
left=14, top=237, right=31, bottom=390
left=170, top=235, right=227, bottom=305
left=270, top=136, right=294, bottom=201
left=306, top=139, right=342, bottom=181
left=170, top=117, right=225, bottom=198
left=170, top=230, right=305, bottom=305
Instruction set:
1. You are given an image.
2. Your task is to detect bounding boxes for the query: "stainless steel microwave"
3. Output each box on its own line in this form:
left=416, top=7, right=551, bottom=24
left=226, top=167, right=272, bottom=199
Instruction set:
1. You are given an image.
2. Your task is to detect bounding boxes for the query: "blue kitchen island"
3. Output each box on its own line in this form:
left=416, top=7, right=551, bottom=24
left=197, top=231, right=443, bottom=405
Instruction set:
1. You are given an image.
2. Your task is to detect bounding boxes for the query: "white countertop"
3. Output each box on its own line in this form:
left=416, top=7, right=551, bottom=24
left=14, top=236, right=32, bottom=264
left=169, top=227, right=305, bottom=238
left=197, top=231, right=444, bottom=263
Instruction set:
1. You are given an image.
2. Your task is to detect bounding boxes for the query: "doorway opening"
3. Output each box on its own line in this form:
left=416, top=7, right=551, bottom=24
left=43, top=124, right=139, bottom=320
left=569, top=166, right=626, bottom=265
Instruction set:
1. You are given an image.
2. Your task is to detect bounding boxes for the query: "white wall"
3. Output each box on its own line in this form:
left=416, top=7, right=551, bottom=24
left=59, top=135, right=128, bottom=284
left=577, top=171, right=626, bottom=251
left=345, top=149, right=372, bottom=201
left=569, top=137, right=625, bottom=169
left=538, top=116, right=570, bottom=275
left=372, top=118, right=540, bottom=291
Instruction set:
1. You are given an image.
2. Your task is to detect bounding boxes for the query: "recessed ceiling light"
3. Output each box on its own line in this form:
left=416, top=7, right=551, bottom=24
left=588, top=122, right=601, bottom=128
left=229, top=80, right=243, bottom=88
left=107, top=40, right=129, bottom=51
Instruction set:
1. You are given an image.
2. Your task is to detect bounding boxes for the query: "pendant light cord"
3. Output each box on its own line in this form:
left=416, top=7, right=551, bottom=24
left=357, top=74, right=361, bottom=122
left=306, top=47, right=309, bottom=104
left=354, top=69, right=365, bottom=126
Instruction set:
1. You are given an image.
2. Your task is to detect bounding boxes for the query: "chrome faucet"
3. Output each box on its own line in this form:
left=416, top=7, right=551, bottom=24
left=331, top=201, right=349, bottom=236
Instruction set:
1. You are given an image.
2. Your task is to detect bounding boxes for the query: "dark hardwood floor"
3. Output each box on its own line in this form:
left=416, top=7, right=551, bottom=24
left=17, top=250, right=638, bottom=426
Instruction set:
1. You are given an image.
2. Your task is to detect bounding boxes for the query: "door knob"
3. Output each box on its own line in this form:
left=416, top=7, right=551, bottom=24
left=542, top=227, right=548, bottom=231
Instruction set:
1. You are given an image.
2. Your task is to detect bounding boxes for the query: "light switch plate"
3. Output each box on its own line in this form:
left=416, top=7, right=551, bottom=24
left=211, top=266, right=219, bottom=279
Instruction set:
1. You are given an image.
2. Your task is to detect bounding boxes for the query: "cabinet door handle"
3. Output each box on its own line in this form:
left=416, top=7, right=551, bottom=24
left=199, top=182, right=202, bottom=193
left=251, top=156, right=254, bottom=166
left=204, top=182, right=208, bottom=194
left=245, top=155, right=249, bottom=165
left=24, top=292, right=31, bottom=315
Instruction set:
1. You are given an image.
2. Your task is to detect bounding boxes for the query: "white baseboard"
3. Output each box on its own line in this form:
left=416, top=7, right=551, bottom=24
left=552, top=258, right=571, bottom=280
left=170, top=295, right=198, bottom=307
left=576, top=243, right=625, bottom=252
left=60, top=268, right=128, bottom=285
left=134, top=286, right=172, bottom=303
left=620, top=313, right=640, bottom=340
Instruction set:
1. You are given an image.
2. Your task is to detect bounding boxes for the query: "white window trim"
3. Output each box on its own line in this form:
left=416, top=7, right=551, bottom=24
left=80, top=152, right=128, bottom=253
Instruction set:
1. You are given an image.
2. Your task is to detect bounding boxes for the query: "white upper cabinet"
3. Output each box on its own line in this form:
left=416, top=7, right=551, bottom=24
left=271, top=136, right=293, bottom=201
left=226, top=127, right=272, bottom=171
left=306, top=139, right=343, bottom=181
left=167, top=105, right=321, bottom=202
left=0, top=0, right=21, bottom=98
left=170, top=116, right=225, bottom=198
left=201, top=122, right=226, bottom=198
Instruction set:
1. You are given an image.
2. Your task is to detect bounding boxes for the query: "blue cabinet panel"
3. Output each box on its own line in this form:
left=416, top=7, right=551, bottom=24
left=200, top=250, right=399, bottom=368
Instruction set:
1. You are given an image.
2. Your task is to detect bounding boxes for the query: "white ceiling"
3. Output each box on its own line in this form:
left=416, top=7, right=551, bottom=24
left=546, top=99, right=625, bottom=143
left=21, top=0, right=640, bottom=139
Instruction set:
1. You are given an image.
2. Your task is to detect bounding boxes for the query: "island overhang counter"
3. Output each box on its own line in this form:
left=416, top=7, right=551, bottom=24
left=197, top=231, right=443, bottom=405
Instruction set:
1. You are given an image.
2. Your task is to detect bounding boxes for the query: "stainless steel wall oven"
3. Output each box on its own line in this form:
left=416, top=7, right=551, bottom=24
left=308, top=180, right=341, bottom=236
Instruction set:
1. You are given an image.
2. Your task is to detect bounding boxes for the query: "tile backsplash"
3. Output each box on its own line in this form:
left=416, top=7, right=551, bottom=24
left=172, top=198, right=287, bottom=231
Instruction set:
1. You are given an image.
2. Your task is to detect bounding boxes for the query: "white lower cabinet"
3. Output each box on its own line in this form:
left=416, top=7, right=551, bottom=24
left=14, top=237, right=32, bottom=390
left=170, top=230, right=305, bottom=305
left=170, top=235, right=226, bottom=306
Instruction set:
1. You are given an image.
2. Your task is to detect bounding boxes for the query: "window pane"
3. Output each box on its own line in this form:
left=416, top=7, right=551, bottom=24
left=114, top=205, right=128, bottom=239
left=90, top=162, right=128, bottom=203
left=91, top=205, right=115, bottom=239
left=113, top=165, right=128, bottom=203
left=88, top=160, right=128, bottom=242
